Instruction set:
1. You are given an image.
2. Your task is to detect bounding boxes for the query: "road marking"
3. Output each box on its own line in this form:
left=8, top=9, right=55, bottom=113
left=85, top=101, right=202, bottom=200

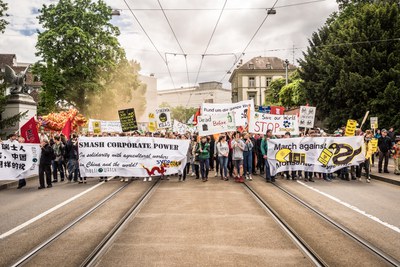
left=297, top=181, right=400, bottom=234
left=0, top=178, right=113, bottom=239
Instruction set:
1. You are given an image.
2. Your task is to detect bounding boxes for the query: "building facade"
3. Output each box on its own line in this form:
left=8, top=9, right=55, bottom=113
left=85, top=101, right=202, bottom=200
left=229, top=56, right=296, bottom=105
left=137, top=73, right=157, bottom=124
left=157, top=81, right=231, bottom=108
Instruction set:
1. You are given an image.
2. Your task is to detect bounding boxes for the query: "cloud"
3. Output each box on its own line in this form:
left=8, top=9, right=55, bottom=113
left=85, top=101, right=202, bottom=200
left=0, top=0, right=338, bottom=89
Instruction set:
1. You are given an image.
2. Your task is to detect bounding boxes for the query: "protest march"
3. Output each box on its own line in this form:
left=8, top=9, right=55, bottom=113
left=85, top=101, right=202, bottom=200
left=1, top=100, right=399, bottom=188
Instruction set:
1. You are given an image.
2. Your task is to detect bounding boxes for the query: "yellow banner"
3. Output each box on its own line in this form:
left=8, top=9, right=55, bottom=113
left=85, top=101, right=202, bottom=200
left=345, top=119, right=357, bottom=136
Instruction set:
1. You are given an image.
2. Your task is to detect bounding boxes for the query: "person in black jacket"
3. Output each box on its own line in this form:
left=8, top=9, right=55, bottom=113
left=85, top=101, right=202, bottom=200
left=378, top=129, right=392, bottom=173
left=64, top=134, right=79, bottom=182
left=39, top=139, right=53, bottom=189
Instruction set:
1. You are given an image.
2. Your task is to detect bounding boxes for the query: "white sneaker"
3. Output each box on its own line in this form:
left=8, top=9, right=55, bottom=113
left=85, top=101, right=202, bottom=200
left=124, top=178, right=129, bottom=182
left=148, top=177, right=152, bottom=182
left=190, top=172, right=195, bottom=177
left=214, top=172, right=218, bottom=177
left=120, top=178, right=124, bottom=182
left=367, top=178, right=370, bottom=183
left=143, top=177, right=147, bottom=182
left=249, top=175, right=253, bottom=181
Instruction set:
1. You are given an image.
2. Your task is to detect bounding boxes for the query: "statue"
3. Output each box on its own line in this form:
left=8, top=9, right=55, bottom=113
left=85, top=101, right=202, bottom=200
left=3, top=64, right=31, bottom=94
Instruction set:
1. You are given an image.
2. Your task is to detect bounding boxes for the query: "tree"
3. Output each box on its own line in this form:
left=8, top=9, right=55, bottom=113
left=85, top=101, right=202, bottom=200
left=266, top=78, right=285, bottom=105
left=159, top=103, right=197, bottom=124
left=86, top=60, right=145, bottom=120
left=299, top=1, right=400, bottom=130
left=35, top=0, right=131, bottom=114
left=0, top=0, right=8, bottom=33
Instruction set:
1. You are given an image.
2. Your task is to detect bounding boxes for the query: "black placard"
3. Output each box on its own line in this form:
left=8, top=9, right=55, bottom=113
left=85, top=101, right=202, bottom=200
left=118, top=108, right=138, bottom=132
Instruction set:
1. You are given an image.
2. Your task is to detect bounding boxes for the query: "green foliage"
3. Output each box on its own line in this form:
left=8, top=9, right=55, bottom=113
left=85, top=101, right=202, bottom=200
left=299, top=1, right=400, bottom=130
left=0, top=0, right=8, bottom=33
left=266, top=78, right=285, bottom=105
left=159, top=103, right=197, bottom=124
left=266, top=70, right=306, bottom=108
left=35, top=0, right=129, bottom=114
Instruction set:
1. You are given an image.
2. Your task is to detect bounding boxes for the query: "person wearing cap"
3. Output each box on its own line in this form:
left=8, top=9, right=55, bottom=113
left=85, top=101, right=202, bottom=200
left=378, top=129, right=392, bottom=173
left=38, top=139, right=54, bottom=189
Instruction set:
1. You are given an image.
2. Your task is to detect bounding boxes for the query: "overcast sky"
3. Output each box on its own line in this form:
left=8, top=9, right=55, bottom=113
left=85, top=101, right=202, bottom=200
left=0, top=0, right=338, bottom=90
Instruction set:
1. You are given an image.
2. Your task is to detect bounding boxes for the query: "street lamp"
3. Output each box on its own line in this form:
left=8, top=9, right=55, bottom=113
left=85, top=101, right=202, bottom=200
left=284, top=59, right=289, bottom=85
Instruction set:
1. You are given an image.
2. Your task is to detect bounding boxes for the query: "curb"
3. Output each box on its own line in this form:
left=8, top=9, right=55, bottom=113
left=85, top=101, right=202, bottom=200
left=0, top=176, right=38, bottom=190
left=370, top=174, right=400, bottom=186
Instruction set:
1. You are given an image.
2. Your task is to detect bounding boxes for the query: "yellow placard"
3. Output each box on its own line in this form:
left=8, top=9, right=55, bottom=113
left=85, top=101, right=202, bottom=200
left=148, top=113, right=155, bottom=119
left=370, top=139, right=378, bottom=153
left=92, top=121, right=101, bottom=134
left=148, top=121, right=157, bottom=133
left=345, top=119, right=357, bottom=136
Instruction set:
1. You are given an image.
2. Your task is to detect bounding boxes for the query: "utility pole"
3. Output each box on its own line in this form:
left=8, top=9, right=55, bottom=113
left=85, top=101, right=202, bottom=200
left=284, top=59, right=289, bottom=85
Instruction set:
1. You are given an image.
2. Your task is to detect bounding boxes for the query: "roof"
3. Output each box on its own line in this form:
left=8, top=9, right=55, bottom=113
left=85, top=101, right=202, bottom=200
left=239, top=56, right=296, bottom=70
left=0, top=54, right=16, bottom=67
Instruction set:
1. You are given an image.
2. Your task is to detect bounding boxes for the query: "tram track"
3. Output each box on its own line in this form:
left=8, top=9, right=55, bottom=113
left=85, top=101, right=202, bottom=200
left=9, top=179, right=159, bottom=267
left=243, top=178, right=400, bottom=266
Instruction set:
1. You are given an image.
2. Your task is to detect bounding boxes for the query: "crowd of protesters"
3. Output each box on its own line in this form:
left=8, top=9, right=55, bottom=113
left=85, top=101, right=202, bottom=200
left=1, top=125, right=400, bottom=190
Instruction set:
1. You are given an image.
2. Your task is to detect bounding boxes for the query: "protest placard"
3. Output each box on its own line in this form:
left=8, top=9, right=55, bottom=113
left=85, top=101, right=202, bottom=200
left=201, top=100, right=254, bottom=127
left=345, top=119, right=357, bottom=136
left=156, top=108, right=172, bottom=128
left=299, top=106, right=316, bottom=128
left=173, top=120, right=190, bottom=135
left=0, top=142, right=41, bottom=180
left=197, top=112, right=236, bottom=136
left=249, top=112, right=299, bottom=135
left=370, top=117, right=378, bottom=129
left=118, top=108, right=138, bottom=132
left=267, top=136, right=365, bottom=175
left=88, top=119, right=122, bottom=133
left=148, top=113, right=157, bottom=132
left=78, top=137, right=189, bottom=177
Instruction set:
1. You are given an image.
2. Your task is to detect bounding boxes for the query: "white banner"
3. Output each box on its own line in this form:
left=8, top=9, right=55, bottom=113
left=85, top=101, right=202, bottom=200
left=249, top=112, right=299, bottom=135
left=201, top=100, right=254, bottom=127
left=197, top=112, right=236, bottom=136
left=173, top=120, right=190, bottom=135
left=0, top=142, right=41, bottom=180
left=78, top=137, right=189, bottom=177
left=88, top=119, right=122, bottom=133
left=156, top=108, right=172, bottom=128
left=299, top=106, right=316, bottom=128
left=267, top=136, right=365, bottom=175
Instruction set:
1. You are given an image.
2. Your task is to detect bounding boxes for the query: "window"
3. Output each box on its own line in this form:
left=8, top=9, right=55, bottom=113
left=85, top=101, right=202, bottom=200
left=247, top=92, right=256, bottom=101
left=266, top=63, right=271, bottom=69
left=249, top=63, right=254, bottom=69
left=249, top=77, right=255, bottom=87
left=33, top=75, right=41, bottom=82
left=266, top=77, right=272, bottom=87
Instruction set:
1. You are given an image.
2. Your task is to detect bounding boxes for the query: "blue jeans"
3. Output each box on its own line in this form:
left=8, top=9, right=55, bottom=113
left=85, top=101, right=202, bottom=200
left=218, top=156, right=228, bottom=177
left=264, top=159, right=275, bottom=181
left=199, top=158, right=209, bottom=179
left=52, top=160, right=65, bottom=181
left=67, top=159, right=78, bottom=181
left=243, top=151, right=253, bottom=175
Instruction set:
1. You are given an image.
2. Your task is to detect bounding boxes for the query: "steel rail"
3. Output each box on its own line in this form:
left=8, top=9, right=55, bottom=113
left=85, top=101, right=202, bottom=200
left=12, top=179, right=131, bottom=267
left=81, top=179, right=161, bottom=267
left=242, top=183, right=326, bottom=267
left=272, top=182, right=400, bottom=267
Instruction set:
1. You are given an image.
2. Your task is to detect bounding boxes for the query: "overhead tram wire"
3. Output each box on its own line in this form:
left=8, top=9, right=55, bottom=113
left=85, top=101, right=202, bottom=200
left=122, top=0, right=176, bottom=88
left=157, top=0, right=190, bottom=87
left=193, top=0, right=228, bottom=86
left=218, top=0, right=280, bottom=84
left=117, top=0, right=327, bottom=11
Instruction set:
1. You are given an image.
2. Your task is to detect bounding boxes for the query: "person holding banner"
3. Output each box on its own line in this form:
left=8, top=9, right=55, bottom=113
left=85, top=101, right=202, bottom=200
left=242, top=133, right=254, bottom=181
left=196, top=136, right=210, bottom=182
left=216, top=135, right=229, bottom=181
left=231, top=132, right=245, bottom=183
left=38, top=139, right=54, bottom=189
left=52, top=135, right=65, bottom=183
left=378, top=129, right=392, bottom=173
left=360, top=130, right=373, bottom=183
left=179, top=135, right=192, bottom=182
left=261, top=130, right=275, bottom=183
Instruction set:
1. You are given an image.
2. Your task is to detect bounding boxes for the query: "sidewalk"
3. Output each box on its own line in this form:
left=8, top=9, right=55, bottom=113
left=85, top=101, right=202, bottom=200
left=370, top=163, right=400, bottom=186
left=0, top=176, right=38, bottom=190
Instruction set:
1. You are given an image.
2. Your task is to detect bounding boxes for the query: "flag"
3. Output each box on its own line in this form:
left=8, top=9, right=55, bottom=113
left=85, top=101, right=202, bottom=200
left=20, top=117, right=40, bottom=143
left=193, top=107, right=201, bottom=125
left=61, top=118, right=72, bottom=140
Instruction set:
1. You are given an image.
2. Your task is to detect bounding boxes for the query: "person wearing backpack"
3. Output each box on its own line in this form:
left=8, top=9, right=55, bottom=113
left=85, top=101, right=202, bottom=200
left=38, top=139, right=54, bottom=189
left=52, top=135, right=65, bottom=183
